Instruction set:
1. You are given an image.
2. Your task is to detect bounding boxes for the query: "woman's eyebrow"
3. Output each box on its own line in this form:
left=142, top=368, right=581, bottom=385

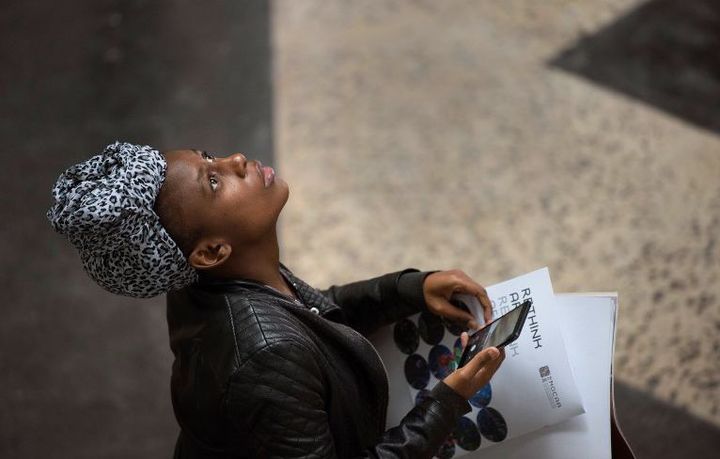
left=193, top=150, right=208, bottom=193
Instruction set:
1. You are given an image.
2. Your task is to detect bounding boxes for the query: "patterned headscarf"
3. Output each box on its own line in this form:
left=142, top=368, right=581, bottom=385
left=46, top=141, right=199, bottom=298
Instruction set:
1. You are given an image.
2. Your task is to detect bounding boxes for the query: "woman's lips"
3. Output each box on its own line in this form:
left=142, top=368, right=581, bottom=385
left=255, top=160, right=275, bottom=187
left=260, top=163, right=275, bottom=187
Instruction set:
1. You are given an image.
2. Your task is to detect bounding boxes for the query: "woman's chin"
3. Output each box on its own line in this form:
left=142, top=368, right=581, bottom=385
left=278, top=178, right=290, bottom=201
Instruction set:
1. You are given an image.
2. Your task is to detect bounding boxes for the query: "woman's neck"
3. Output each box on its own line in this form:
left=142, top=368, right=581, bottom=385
left=245, top=261, right=296, bottom=299
left=204, top=231, right=298, bottom=300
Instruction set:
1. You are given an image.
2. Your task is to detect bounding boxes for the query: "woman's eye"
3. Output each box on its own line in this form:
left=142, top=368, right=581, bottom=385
left=209, top=175, right=218, bottom=191
left=202, top=151, right=215, bottom=161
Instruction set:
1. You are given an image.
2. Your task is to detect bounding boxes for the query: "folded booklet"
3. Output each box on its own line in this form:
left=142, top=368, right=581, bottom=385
left=368, top=267, right=586, bottom=458
left=476, top=293, right=618, bottom=459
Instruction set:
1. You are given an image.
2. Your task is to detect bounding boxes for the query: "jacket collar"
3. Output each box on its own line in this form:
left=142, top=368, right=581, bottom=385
left=279, top=265, right=340, bottom=316
left=194, top=263, right=340, bottom=316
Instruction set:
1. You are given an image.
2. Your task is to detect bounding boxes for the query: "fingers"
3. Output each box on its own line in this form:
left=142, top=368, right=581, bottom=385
left=469, top=284, right=493, bottom=325
left=461, top=331, right=469, bottom=348
left=478, top=292, right=493, bottom=325
left=490, top=348, right=506, bottom=371
left=448, top=270, right=493, bottom=325
left=463, top=346, right=501, bottom=374
left=471, top=347, right=505, bottom=385
left=443, top=303, right=480, bottom=330
left=444, top=345, right=505, bottom=400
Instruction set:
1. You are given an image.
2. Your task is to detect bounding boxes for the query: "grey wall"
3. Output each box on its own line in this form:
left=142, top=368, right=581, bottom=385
left=0, top=1, right=272, bottom=457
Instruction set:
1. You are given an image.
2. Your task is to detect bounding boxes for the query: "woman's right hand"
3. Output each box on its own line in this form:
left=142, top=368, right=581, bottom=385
left=443, top=331, right=505, bottom=400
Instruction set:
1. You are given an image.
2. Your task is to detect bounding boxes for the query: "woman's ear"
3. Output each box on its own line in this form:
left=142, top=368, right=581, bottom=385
left=187, top=238, right=232, bottom=270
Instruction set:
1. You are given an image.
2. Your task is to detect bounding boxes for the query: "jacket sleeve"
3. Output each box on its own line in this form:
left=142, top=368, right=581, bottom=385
left=225, top=339, right=471, bottom=459
left=319, top=269, right=437, bottom=336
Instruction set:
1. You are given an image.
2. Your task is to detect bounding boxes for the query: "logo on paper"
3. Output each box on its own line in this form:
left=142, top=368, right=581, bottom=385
left=539, top=365, right=562, bottom=408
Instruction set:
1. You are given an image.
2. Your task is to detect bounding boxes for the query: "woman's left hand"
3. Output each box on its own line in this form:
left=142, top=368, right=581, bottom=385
left=422, top=270, right=494, bottom=330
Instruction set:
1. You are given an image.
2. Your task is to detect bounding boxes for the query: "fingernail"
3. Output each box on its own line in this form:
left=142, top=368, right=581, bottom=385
left=489, top=347, right=499, bottom=358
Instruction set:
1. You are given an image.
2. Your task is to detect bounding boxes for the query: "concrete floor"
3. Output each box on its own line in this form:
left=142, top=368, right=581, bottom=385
left=274, top=0, right=720, bottom=427
left=273, top=0, right=720, bottom=455
left=2, top=0, right=719, bottom=457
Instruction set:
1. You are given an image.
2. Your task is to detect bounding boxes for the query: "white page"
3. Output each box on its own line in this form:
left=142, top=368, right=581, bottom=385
left=369, top=267, right=585, bottom=457
left=474, top=294, right=616, bottom=459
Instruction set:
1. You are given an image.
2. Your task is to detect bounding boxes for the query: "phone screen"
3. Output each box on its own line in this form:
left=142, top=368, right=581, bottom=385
left=458, top=300, right=531, bottom=368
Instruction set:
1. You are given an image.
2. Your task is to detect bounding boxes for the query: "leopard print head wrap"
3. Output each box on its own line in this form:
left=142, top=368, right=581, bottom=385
left=46, top=141, right=199, bottom=298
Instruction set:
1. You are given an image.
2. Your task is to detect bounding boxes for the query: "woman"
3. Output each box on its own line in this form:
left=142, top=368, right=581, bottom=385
left=47, top=142, right=505, bottom=458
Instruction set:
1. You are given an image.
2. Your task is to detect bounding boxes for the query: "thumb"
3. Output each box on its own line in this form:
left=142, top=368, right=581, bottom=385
left=465, top=346, right=500, bottom=373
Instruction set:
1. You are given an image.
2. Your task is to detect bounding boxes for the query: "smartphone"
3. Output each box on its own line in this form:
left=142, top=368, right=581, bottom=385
left=457, top=299, right=532, bottom=368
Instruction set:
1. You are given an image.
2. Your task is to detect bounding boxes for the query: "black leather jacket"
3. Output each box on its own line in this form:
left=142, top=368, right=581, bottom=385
left=166, top=264, right=472, bottom=458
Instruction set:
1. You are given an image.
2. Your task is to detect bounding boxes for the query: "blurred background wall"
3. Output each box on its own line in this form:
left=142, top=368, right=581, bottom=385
left=2, top=0, right=719, bottom=457
left=1, top=1, right=272, bottom=457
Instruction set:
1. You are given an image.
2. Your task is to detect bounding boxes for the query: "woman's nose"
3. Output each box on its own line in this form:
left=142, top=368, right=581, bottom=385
left=223, top=152, right=247, bottom=176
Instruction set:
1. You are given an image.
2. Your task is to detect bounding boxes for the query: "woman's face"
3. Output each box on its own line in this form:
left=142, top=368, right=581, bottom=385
left=160, top=149, right=289, bottom=256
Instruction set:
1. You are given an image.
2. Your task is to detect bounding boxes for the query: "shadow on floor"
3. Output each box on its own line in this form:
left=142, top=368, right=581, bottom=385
left=615, top=381, right=720, bottom=458
left=549, top=0, right=720, bottom=135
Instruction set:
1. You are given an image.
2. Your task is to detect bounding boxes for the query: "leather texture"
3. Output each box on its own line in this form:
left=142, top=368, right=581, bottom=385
left=166, top=264, right=472, bottom=458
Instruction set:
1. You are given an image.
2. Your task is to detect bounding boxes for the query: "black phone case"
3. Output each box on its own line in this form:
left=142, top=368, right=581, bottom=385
left=457, top=300, right=532, bottom=368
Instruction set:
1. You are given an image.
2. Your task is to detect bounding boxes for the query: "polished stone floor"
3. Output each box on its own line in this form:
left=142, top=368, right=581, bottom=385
left=273, top=0, right=720, bottom=454
left=274, top=0, right=720, bottom=426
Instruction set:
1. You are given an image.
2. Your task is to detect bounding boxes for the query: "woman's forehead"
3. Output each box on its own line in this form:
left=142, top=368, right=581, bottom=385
left=164, top=150, right=201, bottom=179
left=163, top=149, right=198, bottom=162
left=161, top=149, right=205, bottom=198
